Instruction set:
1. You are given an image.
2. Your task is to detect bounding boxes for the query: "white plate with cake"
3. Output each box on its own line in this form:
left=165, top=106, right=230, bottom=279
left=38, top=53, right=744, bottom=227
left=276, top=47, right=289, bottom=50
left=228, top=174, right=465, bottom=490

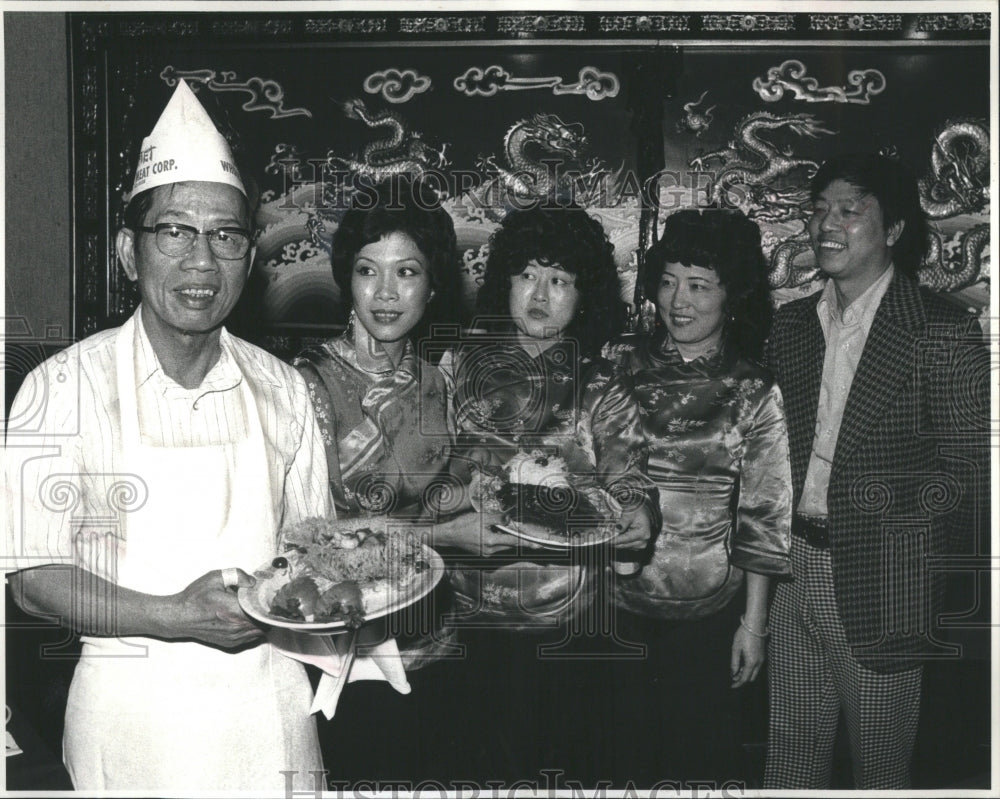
left=238, top=516, right=444, bottom=633
left=493, top=452, right=623, bottom=549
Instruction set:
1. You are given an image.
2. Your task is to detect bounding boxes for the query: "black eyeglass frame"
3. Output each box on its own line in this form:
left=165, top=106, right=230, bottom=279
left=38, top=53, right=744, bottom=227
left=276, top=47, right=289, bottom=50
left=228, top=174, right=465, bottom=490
left=134, top=222, right=254, bottom=260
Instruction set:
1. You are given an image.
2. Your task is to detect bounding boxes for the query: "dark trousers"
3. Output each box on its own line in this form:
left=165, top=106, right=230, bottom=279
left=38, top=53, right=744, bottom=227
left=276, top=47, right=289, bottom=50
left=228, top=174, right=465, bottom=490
left=314, top=595, right=748, bottom=787
left=434, top=620, right=620, bottom=786
left=603, top=600, right=747, bottom=788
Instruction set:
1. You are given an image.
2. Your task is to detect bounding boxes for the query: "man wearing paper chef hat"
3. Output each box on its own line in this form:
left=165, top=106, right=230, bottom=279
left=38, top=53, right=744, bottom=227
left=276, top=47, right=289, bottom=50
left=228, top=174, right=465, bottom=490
left=5, top=79, right=330, bottom=791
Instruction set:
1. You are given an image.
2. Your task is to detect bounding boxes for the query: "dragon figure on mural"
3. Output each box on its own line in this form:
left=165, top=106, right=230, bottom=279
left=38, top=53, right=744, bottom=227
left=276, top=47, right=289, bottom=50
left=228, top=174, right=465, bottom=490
left=912, top=118, right=990, bottom=292
left=767, top=235, right=818, bottom=289
left=917, top=117, right=989, bottom=220
left=476, top=112, right=607, bottom=200
left=689, top=111, right=835, bottom=207
left=756, top=117, right=990, bottom=292
left=326, top=98, right=450, bottom=182
left=918, top=224, right=990, bottom=292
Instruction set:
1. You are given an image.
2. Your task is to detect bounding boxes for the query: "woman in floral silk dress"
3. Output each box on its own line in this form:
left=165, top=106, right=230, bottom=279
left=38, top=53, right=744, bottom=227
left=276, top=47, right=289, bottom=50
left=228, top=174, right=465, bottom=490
left=602, top=208, right=793, bottom=785
left=431, top=203, right=660, bottom=783
left=294, top=178, right=459, bottom=522
left=292, top=177, right=462, bottom=781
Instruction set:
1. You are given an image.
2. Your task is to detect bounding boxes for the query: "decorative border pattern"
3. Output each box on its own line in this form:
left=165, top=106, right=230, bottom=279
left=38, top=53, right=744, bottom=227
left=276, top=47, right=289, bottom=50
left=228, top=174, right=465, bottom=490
left=809, top=14, right=904, bottom=32
left=117, top=18, right=199, bottom=37
left=400, top=16, right=487, bottom=34
left=916, top=13, right=990, bottom=32
left=498, top=15, right=586, bottom=33
left=702, top=14, right=796, bottom=32
left=210, top=18, right=295, bottom=37
left=304, top=17, right=388, bottom=34
left=599, top=15, right=691, bottom=33
left=81, top=67, right=98, bottom=136
left=83, top=235, right=100, bottom=304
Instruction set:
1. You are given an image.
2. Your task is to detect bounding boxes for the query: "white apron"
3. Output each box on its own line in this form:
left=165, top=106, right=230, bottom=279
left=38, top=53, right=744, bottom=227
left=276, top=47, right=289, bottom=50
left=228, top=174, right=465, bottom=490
left=63, top=317, right=323, bottom=792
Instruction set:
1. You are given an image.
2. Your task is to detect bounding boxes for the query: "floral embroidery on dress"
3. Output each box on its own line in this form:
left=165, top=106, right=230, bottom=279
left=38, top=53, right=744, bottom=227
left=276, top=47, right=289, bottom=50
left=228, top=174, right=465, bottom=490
left=304, top=380, right=335, bottom=448
left=735, top=378, right=765, bottom=423
left=666, top=418, right=708, bottom=434
left=573, top=411, right=596, bottom=466
left=604, top=329, right=793, bottom=619
left=448, top=337, right=657, bottom=624
left=294, top=333, right=452, bottom=516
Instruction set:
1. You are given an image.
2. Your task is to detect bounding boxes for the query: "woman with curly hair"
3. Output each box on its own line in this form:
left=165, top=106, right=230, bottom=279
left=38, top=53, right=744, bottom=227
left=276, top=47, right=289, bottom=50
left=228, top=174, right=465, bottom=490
left=471, top=201, right=628, bottom=360
left=602, top=207, right=793, bottom=784
left=430, top=203, right=659, bottom=782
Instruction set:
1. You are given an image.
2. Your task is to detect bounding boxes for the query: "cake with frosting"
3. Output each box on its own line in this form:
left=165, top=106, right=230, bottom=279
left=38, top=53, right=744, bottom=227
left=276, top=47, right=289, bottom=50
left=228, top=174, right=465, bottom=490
left=497, top=451, right=615, bottom=537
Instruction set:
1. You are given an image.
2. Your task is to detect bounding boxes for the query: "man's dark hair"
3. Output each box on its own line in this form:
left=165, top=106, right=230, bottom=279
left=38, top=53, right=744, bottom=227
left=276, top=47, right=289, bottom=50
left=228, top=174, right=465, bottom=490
left=122, top=180, right=256, bottom=236
left=642, top=207, right=772, bottom=362
left=475, top=203, right=625, bottom=358
left=810, top=152, right=929, bottom=276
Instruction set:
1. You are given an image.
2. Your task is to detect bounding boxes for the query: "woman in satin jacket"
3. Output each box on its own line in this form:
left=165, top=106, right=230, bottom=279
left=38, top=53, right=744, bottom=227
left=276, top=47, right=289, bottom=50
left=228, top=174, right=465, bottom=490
left=603, top=207, right=793, bottom=784
left=434, top=202, right=659, bottom=625
left=429, top=203, right=659, bottom=782
left=290, top=177, right=461, bottom=782
left=293, top=177, right=458, bottom=522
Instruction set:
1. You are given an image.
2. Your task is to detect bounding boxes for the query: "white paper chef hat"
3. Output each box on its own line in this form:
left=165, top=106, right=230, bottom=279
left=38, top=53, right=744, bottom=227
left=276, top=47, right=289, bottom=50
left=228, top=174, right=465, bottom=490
left=127, top=79, right=246, bottom=201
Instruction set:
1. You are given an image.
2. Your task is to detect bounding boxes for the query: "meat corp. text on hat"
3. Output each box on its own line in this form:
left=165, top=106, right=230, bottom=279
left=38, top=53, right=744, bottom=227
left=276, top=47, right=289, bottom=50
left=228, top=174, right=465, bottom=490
left=133, top=158, right=177, bottom=184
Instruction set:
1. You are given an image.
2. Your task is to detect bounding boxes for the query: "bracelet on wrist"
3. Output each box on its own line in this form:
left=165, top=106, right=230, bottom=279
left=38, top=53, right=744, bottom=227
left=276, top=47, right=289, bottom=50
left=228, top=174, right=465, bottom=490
left=740, top=614, right=769, bottom=638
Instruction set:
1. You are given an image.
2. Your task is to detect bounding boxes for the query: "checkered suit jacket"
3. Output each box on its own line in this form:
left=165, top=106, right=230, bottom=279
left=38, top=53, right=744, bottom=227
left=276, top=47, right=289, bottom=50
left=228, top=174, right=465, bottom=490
left=767, top=272, right=989, bottom=672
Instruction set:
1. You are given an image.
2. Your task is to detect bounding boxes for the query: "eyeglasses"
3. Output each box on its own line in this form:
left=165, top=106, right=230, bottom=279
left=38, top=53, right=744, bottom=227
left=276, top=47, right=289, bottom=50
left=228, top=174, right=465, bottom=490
left=136, top=223, right=252, bottom=260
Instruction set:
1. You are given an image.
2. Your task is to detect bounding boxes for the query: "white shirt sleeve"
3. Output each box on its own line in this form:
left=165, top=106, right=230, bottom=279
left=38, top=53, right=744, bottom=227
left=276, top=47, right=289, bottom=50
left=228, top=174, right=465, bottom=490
left=4, top=356, right=88, bottom=574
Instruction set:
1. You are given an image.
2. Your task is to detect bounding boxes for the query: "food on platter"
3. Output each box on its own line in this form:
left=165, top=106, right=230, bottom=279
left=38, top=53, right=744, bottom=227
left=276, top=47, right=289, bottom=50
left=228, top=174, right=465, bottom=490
left=258, top=516, right=432, bottom=628
left=496, top=451, right=621, bottom=543
left=270, top=576, right=366, bottom=628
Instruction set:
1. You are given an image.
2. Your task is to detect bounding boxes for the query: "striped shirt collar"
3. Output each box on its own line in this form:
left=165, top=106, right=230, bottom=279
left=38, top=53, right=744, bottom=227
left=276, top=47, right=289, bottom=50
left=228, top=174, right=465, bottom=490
left=133, top=307, right=242, bottom=395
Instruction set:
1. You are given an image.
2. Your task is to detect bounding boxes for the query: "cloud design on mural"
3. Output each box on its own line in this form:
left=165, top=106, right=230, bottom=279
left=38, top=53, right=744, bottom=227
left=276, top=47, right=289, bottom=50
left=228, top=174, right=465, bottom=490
left=454, top=66, right=619, bottom=100
left=453, top=65, right=513, bottom=97
left=554, top=67, right=620, bottom=100
left=363, top=68, right=432, bottom=104
left=753, top=59, right=886, bottom=105
left=160, top=66, right=312, bottom=118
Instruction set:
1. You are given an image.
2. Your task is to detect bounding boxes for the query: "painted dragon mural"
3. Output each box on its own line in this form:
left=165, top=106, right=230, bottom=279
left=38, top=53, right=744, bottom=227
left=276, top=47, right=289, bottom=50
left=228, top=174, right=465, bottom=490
left=689, top=111, right=835, bottom=206
left=688, top=111, right=991, bottom=296
left=247, top=75, right=988, bottom=337
left=326, top=98, right=451, bottom=182
left=767, top=224, right=991, bottom=293
left=475, top=112, right=613, bottom=202
left=917, top=117, right=990, bottom=220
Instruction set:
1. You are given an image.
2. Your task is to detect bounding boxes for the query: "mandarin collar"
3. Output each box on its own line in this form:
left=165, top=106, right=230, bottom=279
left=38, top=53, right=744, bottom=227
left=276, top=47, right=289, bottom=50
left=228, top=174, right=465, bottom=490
left=648, top=327, right=727, bottom=373
left=328, top=329, right=418, bottom=380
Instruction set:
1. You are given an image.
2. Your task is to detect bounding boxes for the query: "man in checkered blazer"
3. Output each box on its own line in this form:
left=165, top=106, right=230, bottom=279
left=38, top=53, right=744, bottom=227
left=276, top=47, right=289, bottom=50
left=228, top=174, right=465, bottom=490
left=763, top=153, right=989, bottom=789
